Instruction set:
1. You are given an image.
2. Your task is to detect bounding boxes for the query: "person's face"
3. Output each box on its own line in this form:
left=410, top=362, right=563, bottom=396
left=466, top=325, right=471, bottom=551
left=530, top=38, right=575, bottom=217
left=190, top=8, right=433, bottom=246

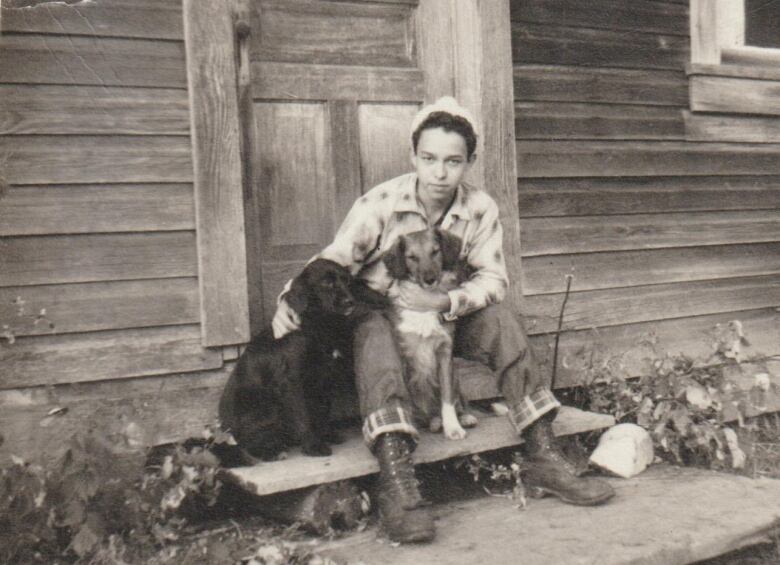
left=411, top=127, right=475, bottom=202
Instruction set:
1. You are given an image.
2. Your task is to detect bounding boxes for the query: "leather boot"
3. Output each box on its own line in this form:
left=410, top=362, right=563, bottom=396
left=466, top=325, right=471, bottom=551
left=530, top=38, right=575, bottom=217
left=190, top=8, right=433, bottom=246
left=373, top=432, right=435, bottom=543
left=522, top=413, right=615, bottom=506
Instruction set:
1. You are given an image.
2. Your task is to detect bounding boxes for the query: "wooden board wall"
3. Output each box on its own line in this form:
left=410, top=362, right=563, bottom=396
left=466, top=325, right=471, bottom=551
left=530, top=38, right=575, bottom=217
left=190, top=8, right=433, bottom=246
left=512, top=0, right=780, bottom=386
left=0, top=0, right=217, bottom=463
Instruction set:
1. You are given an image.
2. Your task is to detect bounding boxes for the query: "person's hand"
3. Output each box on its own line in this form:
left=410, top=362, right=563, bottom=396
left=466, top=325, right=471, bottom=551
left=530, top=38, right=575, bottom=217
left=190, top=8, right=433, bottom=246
left=394, top=281, right=450, bottom=312
left=271, top=297, right=301, bottom=338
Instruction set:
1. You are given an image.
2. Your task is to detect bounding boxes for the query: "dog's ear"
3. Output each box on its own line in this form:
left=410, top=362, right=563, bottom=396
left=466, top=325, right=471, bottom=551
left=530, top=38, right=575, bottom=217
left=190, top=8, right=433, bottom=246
left=382, top=235, right=408, bottom=279
left=436, top=228, right=463, bottom=270
left=285, top=272, right=309, bottom=315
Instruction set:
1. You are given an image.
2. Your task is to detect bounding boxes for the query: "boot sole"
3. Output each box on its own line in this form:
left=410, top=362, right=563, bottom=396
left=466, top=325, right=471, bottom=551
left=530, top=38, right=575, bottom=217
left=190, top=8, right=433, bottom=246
left=527, top=484, right=615, bottom=506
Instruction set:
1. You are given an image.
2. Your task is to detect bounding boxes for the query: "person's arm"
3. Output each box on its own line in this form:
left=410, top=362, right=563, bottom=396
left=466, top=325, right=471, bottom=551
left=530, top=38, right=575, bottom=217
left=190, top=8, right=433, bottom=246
left=272, top=193, right=386, bottom=338
left=442, top=197, right=509, bottom=320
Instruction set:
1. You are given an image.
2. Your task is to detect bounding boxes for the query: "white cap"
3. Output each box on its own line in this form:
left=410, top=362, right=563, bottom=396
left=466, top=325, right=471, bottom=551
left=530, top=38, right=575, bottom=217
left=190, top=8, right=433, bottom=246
left=409, top=96, right=480, bottom=145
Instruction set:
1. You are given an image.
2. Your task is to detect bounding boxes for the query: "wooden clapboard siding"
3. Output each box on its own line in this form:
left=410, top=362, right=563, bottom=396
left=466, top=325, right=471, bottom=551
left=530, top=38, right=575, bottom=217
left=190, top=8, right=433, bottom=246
left=533, top=308, right=780, bottom=389
left=0, top=135, right=193, bottom=185
left=0, top=278, right=199, bottom=338
left=510, top=0, right=688, bottom=36
left=0, top=363, right=232, bottom=466
left=514, top=65, right=688, bottom=106
left=512, top=23, right=688, bottom=71
left=0, top=85, right=190, bottom=135
left=518, top=176, right=780, bottom=217
left=0, top=232, right=198, bottom=287
left=522, top=275, right=780, bottom=334
left=522, top=243, right=780, bottom=295
left=0, top=33, right=187, bottom=87
left=0, top=184, right=194, bottom=235
left=516, top=141, right=780, bottom=177
left=1, top=0, right=184, bottom=40
left=515, top=102, right=685, bottom=140
left=522, top=210, right=780, bottom=255
left=0, top=325, right=222, bottom=390
left=252, top=0, right=416, bottom=67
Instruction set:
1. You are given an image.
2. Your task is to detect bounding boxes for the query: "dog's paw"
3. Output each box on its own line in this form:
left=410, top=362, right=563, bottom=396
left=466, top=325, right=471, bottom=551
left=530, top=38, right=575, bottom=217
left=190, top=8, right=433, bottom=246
left=322, top=429, right=344, bottom=445
left=429, top=417, right=443, bottom=433
left=459, top=413, right=478, bottom=428
left=302, top=438, right=332, bottom=457
left=444, top=424, right=467, bottom=440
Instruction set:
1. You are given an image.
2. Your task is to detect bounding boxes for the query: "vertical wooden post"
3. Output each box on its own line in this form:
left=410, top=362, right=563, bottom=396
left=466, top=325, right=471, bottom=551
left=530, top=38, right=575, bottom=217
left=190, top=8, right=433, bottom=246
left=417, top=0, right=523, bottom=309
left=183, top=0, right=250, bottom=346
left=690, top=0, right=745, bottom=65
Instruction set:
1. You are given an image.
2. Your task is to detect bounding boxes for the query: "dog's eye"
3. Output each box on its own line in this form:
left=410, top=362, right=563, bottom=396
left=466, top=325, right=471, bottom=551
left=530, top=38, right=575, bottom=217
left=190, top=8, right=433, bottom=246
left=321, top=279, right=334, bottom=288
left=432, top=248, right=440, bottom=256
left=406, top=254, right=418, bottom=262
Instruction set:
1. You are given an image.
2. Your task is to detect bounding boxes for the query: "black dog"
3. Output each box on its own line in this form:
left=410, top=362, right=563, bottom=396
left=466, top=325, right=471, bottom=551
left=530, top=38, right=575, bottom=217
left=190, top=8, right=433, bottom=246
left=218, top=258, right=386, bottom=463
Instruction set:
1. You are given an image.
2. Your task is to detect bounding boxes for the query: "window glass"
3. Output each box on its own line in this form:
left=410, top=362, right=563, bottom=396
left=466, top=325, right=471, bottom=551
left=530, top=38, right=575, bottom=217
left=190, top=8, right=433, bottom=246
left=745, top=0, right=780, bottom=48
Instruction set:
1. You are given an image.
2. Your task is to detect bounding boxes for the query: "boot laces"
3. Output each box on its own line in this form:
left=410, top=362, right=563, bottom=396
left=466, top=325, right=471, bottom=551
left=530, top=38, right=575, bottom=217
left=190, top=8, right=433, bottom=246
left=377, top=436, right=424, bottom=509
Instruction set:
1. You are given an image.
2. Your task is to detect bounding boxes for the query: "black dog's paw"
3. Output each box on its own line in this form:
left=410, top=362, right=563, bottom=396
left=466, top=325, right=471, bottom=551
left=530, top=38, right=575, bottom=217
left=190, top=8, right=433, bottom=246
left=302, top=437, right=332, bottom=457
left=321, top=429, right=344, bottom=445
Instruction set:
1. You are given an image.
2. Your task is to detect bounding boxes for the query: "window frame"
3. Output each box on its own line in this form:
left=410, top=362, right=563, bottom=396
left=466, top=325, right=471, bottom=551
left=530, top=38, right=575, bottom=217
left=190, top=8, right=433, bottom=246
left=690, top=0, right=780, bottom=67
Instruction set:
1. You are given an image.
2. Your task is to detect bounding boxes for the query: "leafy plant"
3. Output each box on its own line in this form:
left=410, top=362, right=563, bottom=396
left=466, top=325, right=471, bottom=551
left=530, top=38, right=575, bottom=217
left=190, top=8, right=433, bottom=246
left=578, top=320, right=768, bottom=470
left=0, top=426, right=227, bottom=563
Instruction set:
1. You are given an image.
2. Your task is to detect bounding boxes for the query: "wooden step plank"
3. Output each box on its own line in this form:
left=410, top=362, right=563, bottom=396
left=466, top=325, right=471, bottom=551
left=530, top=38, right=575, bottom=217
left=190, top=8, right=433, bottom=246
left=514, top=65, right=688, bottom=106
left=518, top=176, right=780, bottom=217
left=516, top=140, right=780, bottom=177
left=1, top=0, right=183, bottom=40
left=0, top=33, right=186, bottom=87
left=515, top=101, right=684, bottom=140
left=522, top=210, right=780, bottom=255
left=0, top=278, right=200, bottom=337
left=0, top=135, right=192, bottom=185
left=0, top=85, right=189, bottom=135
left=511, top=22, right=688, bottom=71
left=226, top=407, right=615, bottom=497
left=320, top=465, right=780, bottom=565
left=0, top=184, right=194, bottom=236
left=510, top=0, right=688, bottom=36
left=522, top=242, right=780, bottom=294
left=522, top=274, right=780, bottom=334
left=0, top=232, right=198, bottom=287
left=0, top=325, right=222, bottom=390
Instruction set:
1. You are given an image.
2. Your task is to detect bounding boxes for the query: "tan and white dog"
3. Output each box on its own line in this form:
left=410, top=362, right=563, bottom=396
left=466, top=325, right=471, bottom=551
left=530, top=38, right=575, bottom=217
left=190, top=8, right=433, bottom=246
left=383, top=227, right=477, bottom=440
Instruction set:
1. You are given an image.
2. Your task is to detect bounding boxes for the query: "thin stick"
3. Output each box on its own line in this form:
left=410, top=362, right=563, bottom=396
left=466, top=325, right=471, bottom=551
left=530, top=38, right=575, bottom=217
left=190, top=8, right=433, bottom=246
left=551, top=275, right=573, bottom=390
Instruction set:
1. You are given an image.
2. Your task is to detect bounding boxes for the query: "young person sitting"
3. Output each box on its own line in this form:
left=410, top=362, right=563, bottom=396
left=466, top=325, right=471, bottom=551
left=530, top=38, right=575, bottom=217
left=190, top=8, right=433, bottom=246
left=272, top=97, right=615, bottom=544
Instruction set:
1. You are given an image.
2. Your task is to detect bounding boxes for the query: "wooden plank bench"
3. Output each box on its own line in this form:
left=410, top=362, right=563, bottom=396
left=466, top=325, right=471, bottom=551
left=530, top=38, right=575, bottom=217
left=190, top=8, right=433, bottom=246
left=226, top=406, right=615, bottom=497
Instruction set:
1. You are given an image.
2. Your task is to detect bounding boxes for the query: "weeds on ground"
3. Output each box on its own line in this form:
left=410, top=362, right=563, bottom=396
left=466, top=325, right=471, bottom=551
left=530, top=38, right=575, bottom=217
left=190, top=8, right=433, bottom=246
left=455, top=319, right=778, bottom=500
left=0, top=423, right=344, bottom=564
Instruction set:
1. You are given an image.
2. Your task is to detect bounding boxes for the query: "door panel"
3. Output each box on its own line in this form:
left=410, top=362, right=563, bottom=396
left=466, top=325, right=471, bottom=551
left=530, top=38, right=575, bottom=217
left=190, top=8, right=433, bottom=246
left=358, top=103, right=420, bottom=191
left=248, top=0, right=426, bottom=325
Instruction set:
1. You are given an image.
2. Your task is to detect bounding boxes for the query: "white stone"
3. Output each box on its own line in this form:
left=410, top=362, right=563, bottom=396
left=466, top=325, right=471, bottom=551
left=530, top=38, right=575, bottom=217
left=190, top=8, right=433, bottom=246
left=589, top=423, right=654, bottom=479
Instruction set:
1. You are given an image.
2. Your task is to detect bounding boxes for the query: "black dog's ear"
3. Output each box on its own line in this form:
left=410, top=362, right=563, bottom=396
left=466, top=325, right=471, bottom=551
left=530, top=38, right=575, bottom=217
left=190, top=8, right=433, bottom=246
left=286, top=272, right=309, bottom=315
left=382, top=235, right=408, bottom=279
left=436, top=228, right=463, bottom=270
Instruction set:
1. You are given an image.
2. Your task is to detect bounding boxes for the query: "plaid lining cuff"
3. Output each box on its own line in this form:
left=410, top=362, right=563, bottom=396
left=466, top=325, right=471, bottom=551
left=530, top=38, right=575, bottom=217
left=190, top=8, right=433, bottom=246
left=508, top=388, right=561, bottom=434
left=362, top=406, right=419, bottom=449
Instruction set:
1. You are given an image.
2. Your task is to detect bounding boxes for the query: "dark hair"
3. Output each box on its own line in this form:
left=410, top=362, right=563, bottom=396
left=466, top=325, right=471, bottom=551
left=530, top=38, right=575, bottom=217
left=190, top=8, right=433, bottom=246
left=411, top=111, right=477, bottom=159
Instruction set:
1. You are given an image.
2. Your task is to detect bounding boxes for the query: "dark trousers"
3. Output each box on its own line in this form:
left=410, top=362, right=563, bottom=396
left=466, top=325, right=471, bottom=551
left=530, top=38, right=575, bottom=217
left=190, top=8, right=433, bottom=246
left=355, top=304, right=561, bottom=446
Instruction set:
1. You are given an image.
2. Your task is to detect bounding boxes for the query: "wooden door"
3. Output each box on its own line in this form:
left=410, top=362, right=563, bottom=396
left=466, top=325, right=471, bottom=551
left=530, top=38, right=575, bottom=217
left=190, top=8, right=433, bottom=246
left=243, top=0, right=521, bottom=331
